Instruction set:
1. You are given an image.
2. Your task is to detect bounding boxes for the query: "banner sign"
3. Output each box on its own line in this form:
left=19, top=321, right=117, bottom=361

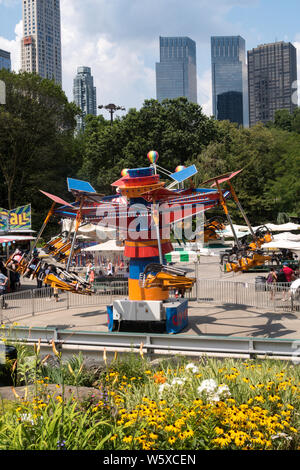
left=0, top=209, right=9, bottom=232
left=0, top=205, right=31, bottom=232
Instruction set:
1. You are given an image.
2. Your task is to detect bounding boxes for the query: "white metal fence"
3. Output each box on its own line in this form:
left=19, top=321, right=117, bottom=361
left=0, top=279, right=299, bottom=324
left=0, top=281, right=128, bottom=323
left=192, top=279, right=299, bottom=312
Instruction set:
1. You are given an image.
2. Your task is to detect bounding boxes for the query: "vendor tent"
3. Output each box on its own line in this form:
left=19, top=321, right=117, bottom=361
left=222, top=223, right=300, bottom=238
left=165, top=251, right=199, bottom=263
left=82, top=240, right=124, bottom=253
left=261, top=240, right=300, bottom=250
left=62, top=219, right=116, bottom=241
left=273, top=232, right=300, bottom=242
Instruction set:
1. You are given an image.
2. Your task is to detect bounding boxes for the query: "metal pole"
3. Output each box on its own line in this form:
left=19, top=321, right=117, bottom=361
left=153, top=201, right=163, bottom=265
left=227, top=182, right=257, bottom=240
left=66, top=198, right=84, bottom=272
left=30, top=202, right=56, bottom=256
left=216, top=180, right=241, bottom=250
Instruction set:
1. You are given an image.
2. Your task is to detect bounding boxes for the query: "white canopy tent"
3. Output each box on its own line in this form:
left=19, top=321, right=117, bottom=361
left=261, top=240, right=300, bottom=251
left=82, top=240, right=124, bottom=253
left=62, top=219, right=116, bottom=241
left=222, top=223, right=300, bottom=239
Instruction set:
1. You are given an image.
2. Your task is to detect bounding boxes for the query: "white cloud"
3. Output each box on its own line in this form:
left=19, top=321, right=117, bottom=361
left=198, top=68, right=213, bottom=116
left=0, top=20, right=22, bottom=72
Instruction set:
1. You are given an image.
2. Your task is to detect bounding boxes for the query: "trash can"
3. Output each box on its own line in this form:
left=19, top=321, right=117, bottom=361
left=255, top=276, right=266, bottom=292
left=0, top=344, right=17, bottom=386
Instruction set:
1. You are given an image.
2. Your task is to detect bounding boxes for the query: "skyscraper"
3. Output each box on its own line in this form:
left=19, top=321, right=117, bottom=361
left=21, top=0, right=62, bottom=85
left=156, top=36, right=197, bottom=103
left=248, top=41, right=298, bottom=127
left=73, top=66, right=97, bottom=131
left=211, top=36, right=249, bottom=127
left=0, top=49, right=11, bottom=71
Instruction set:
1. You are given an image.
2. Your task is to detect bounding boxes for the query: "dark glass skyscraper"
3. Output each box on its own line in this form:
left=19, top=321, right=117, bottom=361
left=0, top=49, right=11, bottom=71
left=211, top=36, right=248, bottom=127
left=248, top=41, right=298, bottom=127
left=156, top=36, right=197, bottom=103
left=73, top=66, right=97, bottom=132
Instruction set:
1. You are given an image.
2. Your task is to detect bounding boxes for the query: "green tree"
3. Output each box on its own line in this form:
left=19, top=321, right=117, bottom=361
left=0, top=70, right=79, bottom=232
left=79, top=98, right=219, bottom=194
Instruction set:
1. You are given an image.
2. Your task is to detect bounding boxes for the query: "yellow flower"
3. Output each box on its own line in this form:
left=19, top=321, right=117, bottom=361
left=123, top=435, right=133, bottom=443
left=168, top=436, right=176, bottom=444
left=110, top=434, right=117, bottom=441
left=215, top=427, right=224, bottom=435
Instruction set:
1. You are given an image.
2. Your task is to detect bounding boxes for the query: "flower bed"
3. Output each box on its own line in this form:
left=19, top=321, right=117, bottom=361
left=0, top=338, right=299, bottom=451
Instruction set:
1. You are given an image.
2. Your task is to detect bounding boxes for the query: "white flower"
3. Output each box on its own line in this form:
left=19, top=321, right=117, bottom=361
left=171, top=378, right=185, bottom=386
left=158, top=383, right=171, bottom=395
left=217, top=384, right=231, bottom=398
left=271, top=433, right=292, bottom=441
left=185, top=363, right=199, bottom=374
left=197, top=379, right=218, bottom=395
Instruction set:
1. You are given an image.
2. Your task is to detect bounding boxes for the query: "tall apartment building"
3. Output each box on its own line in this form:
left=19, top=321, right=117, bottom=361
left=211, top=36, right=249, bottom=127
left=73, top=66, right=97, bottom=131
left=21, top=0, right=62, bottom=85
left=248, top=41, right=298, bottom=127
left=156, top=36, right=197, bottom=104
left=0, top=49, right=11, bottom=71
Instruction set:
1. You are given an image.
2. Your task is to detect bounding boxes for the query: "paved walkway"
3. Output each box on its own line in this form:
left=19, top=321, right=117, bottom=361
left=5, top=257, right=300, bottom=340
left=10, top=300, right=300, bottom=340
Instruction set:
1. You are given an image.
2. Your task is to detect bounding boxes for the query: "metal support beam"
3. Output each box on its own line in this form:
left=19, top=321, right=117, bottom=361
left=3, top=326, right=300, bottom=362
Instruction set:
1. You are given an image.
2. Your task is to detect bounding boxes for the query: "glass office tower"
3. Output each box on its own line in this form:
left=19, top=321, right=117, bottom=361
left=73, top=66, right=97, bottom=132
left=248, top=41, right=298, bottom=127
left=211, top=36, right=249, bottom=127
left=156, top=36, right=197, bottom=103
left=0, top=49, right=11, bottom=71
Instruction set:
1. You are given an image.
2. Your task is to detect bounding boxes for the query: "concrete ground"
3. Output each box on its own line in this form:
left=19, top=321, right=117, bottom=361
left=8, top=256, right=300, bottom=341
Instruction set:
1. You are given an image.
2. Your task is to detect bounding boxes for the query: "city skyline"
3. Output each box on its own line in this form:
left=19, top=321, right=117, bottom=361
left=1, top=0, right=300, bottom=118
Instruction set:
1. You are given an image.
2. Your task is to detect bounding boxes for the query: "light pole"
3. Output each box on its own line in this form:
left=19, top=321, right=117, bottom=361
left=98, top=103, right=126, bottom=125
left=0, top=80, right=6, bottom=105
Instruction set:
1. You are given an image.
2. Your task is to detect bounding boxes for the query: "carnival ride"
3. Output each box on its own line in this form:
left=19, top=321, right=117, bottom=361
left=4, top=152, right=280, bottom=332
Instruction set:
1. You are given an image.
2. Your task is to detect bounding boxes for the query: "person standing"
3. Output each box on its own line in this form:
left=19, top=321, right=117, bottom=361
left=282, top=262, right=295, bottom=301
left=107, top=261, right=113, bottom=276
left=266, top=267, right=277, bottom=300
left=0, top=271, right=8, bottom=309
left=89, top=266, right=95, bottom=286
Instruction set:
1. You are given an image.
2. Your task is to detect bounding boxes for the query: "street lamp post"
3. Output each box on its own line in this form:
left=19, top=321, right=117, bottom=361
left=98, top=103, right=126, bottom=125
left=0, top=80, right=6, bottom=105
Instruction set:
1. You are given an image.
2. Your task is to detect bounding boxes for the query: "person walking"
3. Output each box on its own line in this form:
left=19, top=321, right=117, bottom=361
left=266, top=267, right=277, bottom=300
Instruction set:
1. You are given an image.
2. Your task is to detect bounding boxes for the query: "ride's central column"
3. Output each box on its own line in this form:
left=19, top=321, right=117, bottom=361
left=116, top=166, right=173, bottom=301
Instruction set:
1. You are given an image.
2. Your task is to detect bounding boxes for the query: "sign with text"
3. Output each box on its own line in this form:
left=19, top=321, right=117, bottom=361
left=0, top=205, right=31, bottom=232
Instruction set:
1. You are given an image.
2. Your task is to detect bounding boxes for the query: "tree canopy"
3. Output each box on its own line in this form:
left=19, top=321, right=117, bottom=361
left=0, top=73, right=299, bottom=234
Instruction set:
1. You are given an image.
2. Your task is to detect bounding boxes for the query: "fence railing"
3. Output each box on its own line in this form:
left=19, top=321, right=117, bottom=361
left=0, top=281, right=128, bottom=323
left=0, top=279, right=299, bottom=324
left=192, top=279, right=299, bottom=312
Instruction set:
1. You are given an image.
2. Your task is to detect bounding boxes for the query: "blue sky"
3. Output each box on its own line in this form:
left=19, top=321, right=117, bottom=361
left=0, top=0, right=300, bottom=115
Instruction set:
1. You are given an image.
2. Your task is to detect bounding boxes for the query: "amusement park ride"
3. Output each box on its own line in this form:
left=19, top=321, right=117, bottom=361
left=5, top=152, right=278, bottom=333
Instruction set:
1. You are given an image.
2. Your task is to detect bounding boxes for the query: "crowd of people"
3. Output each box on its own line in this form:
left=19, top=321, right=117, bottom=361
left=84, top=259, right=128, bottom=285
